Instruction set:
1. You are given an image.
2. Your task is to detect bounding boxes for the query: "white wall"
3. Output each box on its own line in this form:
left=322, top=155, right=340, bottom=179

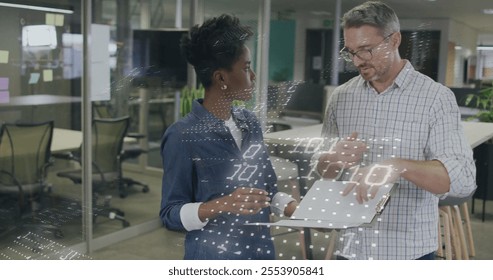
left=292, top=11, right=328, bottom=82
left=450, top=21, right=478, bottom=52
left=449, top=20, right=478, bottom=86
left=478, top=34, right=493, bottom=45
left=477, top=34, right=493, bottom=81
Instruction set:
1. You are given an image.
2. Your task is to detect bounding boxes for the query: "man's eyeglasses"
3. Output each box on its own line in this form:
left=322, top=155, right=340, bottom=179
left=339, top=33, right=394, bottom=63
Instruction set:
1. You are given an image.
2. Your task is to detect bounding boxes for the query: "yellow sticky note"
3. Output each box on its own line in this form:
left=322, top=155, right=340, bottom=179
left=0, top=50, right=8, bottom=63
left=46, top=13, right=55, bottom=25
left=43, top=69, right=53, bottom=82
left=55, top=14, right=64, bottom=26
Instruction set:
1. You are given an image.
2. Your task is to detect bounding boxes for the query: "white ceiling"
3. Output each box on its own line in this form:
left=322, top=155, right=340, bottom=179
left=202, top=0, right=493, bottom=44
left=19, top=0, right=493, bottom=43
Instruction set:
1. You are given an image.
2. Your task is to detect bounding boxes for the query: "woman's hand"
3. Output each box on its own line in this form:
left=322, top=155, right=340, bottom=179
left=199, top=187, right=271, bottom=221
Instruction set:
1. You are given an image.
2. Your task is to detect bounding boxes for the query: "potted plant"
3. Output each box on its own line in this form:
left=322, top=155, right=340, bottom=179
left=465, top=86, right=493, bottom=122
left=465, top=85, right=493, bottom=220
left=180, top=85, right=204, bottom=117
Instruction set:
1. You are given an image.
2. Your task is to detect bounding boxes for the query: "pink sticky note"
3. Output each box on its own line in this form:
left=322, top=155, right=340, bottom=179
left=0, top=77, right=8, bottom=90
left=0, top=90, right=9, bottom=103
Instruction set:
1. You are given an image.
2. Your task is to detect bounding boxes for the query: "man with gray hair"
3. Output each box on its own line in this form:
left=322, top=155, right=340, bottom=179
left=314, top=1, right=476, bottom=259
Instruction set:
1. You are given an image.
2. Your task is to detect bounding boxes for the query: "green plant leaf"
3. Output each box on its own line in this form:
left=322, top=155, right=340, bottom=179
left=179, top=85, right=205, bottom=117
left=464, top=86, right=493, bottom=123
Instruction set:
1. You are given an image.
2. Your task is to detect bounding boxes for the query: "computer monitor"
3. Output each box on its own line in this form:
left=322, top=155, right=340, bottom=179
left=132, top=29, right=188, bottom=88
left=281, top=82, right=325, bottom=121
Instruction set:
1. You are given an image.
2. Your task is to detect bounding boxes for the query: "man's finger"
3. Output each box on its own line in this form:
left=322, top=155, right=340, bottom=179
left=342, top=182, right=356, bottom=196
left=369, top=185, right=380, bottom=199
left=356, top=185, right=368, bottom=204
left=347, top=131, right=358, bottom=141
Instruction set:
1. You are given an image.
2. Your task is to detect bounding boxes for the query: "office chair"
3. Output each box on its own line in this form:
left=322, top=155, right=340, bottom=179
left=0, top=121, right=63, bottom=238
left=55, top=117, right=131, bottom=227
left=267, top=122, right=292, bottom=133
left=93, top=102, right=149, bottom=198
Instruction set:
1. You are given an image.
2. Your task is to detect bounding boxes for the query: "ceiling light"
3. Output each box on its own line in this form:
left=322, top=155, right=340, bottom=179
left=482, top=9, right=493, bottom=15
left=477, top=46, right=493, bottom=51
left=310, top=11, right=331, bottom=16
left=0, top=2, right=73, bottom=14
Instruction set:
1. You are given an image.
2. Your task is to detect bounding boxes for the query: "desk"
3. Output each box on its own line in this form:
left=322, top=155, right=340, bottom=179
left=0, top=95, right=81, bottom=107
left=265, top=121, right=493, bottom=149
left=52, top=128, right=136, bottom=153
left=52, top=128, right=84, bottom=153
left=265, top=121, right=493, bottom=259
left=128, top=97, right=174, bottom=106
left=268, top=116, right=321, bottom=129
left=0, top=95, right=82, bottom=128
left=462, top=122, right=493, bottom=148
left=265, top=124, right=324, bottom=260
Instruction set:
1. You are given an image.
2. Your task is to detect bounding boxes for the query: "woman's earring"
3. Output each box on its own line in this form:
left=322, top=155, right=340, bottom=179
left=221, top=84, right=228, bottom=90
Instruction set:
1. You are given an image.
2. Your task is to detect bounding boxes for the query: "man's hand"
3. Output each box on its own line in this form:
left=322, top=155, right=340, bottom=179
left=341, top=160, right=403, bottom=204
left=317, top=132, right=368, bottom=179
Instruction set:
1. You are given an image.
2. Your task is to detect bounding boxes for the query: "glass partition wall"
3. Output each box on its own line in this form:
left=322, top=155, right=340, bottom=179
left=0, top=0, right=86, bottom=259
left=0, top=0, right=362, bottom=259
left=0, top=0, right=189, bottom=258
left=3, top=0, right=488, bottom=260
left=0, top=0, right=264, bottom=259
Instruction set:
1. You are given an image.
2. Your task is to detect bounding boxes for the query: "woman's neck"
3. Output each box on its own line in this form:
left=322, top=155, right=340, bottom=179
left=202, top=94, right=232, bottom=120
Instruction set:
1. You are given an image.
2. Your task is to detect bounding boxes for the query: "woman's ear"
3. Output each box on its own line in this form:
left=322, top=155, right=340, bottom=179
left=213, top=70, right=227, bottom=89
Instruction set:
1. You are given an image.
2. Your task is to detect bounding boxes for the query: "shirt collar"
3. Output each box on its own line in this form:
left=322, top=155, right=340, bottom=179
left=232, top=106, right=249, bottom=131
left=394, top=60, right=414, bottom=89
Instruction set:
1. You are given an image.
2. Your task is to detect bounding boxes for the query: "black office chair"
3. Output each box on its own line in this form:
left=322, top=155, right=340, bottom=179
left=0, top=121, right=63, bottom=238
left=93, top=102, right=149, bottom=198
left=55, top=117, right=131, bottom=227
left=267, top=122, right=292, bottom=133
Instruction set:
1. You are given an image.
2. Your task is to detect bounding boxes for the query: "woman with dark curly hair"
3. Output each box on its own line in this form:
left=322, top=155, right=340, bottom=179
left=160, top=14, right=297, bottom=260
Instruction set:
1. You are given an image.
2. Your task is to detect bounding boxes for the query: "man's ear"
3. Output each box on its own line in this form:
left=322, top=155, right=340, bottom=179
left=391, top=32, right=401, bottom=49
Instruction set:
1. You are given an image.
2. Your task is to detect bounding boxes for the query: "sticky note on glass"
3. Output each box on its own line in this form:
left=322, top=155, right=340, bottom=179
left=0, top=91, right=9, bottom=104
left=29, top=73, right=40, bottom=84
left=46, top=13, right=56, bottom=25
left=43, top=69, right=53, bottom=82
left=55, top=14, right=64, bottom=26
left=0, top=50, right=8, bottom=63
left=0, top=77, right=8, bottom=90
